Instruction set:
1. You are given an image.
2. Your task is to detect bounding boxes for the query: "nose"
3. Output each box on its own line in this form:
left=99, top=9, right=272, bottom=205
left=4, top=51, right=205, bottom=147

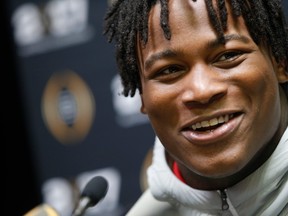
left=181, top=64, right=227, bottom=107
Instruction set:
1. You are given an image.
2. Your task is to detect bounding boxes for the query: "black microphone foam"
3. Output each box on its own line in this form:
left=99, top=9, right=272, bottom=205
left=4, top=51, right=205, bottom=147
left=72, top=176, right=108, bottom=216
left=81, top=175, right=108, bottom=206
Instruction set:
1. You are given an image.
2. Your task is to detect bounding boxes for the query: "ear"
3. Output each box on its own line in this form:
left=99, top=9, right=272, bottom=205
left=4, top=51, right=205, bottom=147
left=276, top=60, right=288, bottom=83
left=140, top=95, right=147, bottom=114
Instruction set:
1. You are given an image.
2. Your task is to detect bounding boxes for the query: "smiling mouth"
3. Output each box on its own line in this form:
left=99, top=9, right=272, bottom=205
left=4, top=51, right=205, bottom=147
left=188, top=113, right=240, bottom=132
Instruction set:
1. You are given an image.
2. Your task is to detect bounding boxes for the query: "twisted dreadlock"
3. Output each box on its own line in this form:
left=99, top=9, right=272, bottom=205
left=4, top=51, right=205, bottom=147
left=104, top=0, right=288, bottom=97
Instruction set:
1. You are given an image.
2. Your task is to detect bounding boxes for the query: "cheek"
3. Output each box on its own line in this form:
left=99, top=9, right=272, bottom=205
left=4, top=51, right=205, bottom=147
left=141, top=84, right=180, bottom=127
left=235, top=56, right=279, bottom=104
left=234, top=59, right=281, bottom=144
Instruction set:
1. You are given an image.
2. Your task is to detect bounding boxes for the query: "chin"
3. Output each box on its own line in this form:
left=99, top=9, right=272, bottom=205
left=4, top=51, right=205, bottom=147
left=196, top=164, right=243, bottom=179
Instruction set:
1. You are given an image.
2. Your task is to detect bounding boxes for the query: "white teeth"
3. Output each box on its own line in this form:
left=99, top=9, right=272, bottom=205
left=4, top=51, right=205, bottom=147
left=218, top=116, right=225, bottom=123
left=191, top=114, right=232, bottom=131
left=209, top=118, right=218, bottom=126
left=201, top=121, right=210, bottom=127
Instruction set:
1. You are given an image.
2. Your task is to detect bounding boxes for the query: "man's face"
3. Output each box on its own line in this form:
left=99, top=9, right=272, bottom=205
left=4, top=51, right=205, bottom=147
left=137, top=0, right=286, bottom=179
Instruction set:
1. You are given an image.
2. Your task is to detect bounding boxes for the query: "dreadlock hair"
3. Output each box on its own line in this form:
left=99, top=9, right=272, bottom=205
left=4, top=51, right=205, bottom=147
left=104, top=0, right=288, bottom=98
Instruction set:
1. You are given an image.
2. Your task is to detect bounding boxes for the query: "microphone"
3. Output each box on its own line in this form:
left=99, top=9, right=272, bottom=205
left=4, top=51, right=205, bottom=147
left=72, top=176, right=109, bottom=216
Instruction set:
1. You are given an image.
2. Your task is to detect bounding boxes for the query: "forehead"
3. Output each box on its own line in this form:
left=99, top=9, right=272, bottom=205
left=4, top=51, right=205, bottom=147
left=137, top=1, right=209, bottom=54
left=136, top=0, right=248, bottom=62
left=147, top=0, right=210, bottom=39
left=147, top=0, right=247, bottom=39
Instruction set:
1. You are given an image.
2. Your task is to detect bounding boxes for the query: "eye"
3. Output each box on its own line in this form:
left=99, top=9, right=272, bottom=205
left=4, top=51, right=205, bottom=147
left=153, top=65, right=186, bottom=82
left=217, top=51, right=243, bottom=62
left=213, top=50, right=246, bottom=68
left=160, top=65, right=183, bottom=75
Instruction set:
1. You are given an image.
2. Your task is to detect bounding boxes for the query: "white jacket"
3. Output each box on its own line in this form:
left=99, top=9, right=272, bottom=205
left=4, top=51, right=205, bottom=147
left=127, top=127, right=288, bottom=216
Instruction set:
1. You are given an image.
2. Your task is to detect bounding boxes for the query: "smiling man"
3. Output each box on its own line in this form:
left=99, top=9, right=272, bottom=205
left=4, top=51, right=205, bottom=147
left=104, top=0, right=288, bottom=215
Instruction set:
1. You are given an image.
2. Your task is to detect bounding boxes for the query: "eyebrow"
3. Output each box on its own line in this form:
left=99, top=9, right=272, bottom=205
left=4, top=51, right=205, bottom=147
left=207, top=34, right=250, bottom=49
left=144, top=50, right=177, bottom=70
left=143, top=34, right=250, bottom=70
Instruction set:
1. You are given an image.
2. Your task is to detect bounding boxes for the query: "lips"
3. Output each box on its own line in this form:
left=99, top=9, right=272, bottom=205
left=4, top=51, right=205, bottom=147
left=181, top=112, right=243, bottom=144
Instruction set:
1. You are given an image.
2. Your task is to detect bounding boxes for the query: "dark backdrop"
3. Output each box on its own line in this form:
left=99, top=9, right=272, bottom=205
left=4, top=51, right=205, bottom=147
left=5, top=1, right=154, bottom=215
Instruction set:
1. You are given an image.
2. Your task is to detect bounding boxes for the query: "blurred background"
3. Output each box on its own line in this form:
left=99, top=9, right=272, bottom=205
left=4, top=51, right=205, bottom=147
left=4, top=0, right=288, bottom=215
left=5, top=0, right=154, bottom=215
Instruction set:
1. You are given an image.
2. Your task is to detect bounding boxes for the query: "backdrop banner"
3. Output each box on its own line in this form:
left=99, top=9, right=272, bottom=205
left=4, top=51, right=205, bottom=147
left=7, top=0, right=154, bottom=215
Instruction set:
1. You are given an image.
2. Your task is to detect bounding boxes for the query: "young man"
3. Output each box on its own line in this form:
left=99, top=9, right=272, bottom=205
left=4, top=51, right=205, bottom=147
left=104, top=0, right=288, bottom=215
